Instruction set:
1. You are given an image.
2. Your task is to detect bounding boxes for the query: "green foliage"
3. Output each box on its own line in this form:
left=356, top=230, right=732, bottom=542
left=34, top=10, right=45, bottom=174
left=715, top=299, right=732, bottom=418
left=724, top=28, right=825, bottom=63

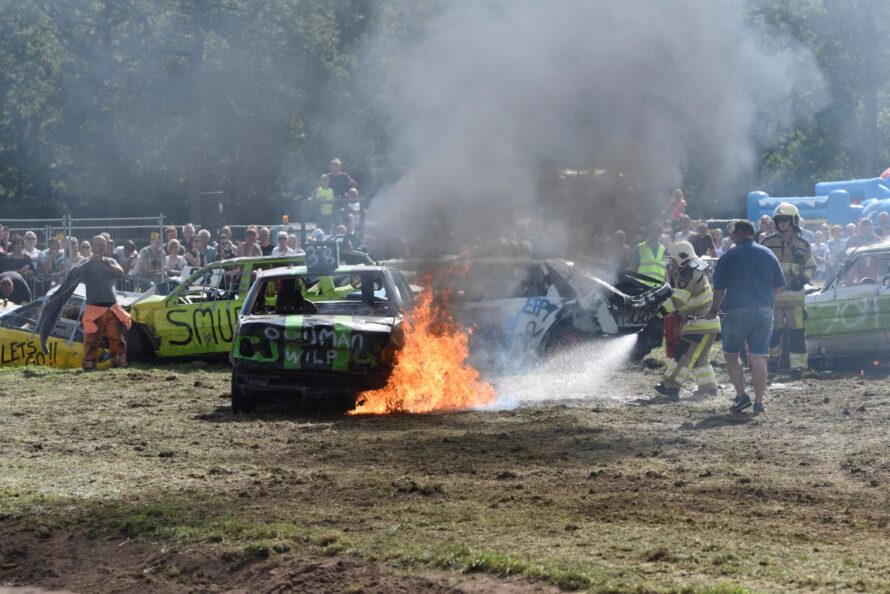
left=2, top=0, right=890, bottom=222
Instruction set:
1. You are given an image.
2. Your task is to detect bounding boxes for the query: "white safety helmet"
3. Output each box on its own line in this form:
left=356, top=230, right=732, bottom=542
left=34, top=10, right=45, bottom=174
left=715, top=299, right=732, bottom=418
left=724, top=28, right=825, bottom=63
left=773, top=202, right=801, bottom=228
left=668, top=240, right=708, bottom=270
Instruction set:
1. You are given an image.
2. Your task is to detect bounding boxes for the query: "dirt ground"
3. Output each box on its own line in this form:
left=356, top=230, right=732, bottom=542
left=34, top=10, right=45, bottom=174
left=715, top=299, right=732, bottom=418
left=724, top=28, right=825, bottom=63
left=1, top=349, right=889, bottom=593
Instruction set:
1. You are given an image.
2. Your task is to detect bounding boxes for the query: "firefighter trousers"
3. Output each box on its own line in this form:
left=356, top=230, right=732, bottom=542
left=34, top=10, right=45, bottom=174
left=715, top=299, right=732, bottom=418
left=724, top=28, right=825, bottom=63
left=83, top=310, right=127, bottom=370
left=769, top=304, right=807, bottom=370
left=662, top=333, right=716, bottom=391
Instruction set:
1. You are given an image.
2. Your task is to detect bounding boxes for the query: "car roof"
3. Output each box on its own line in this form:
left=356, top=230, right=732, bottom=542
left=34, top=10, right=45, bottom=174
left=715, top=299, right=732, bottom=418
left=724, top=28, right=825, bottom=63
left=257, top=265, right=389, bottom=279
left=381, top=256, right=562, bottom=268
left=845, top=242, right=890, bottom=256
left=213, top=250, right=372, bottom=266
left=214, top=254, right=305, bottom=266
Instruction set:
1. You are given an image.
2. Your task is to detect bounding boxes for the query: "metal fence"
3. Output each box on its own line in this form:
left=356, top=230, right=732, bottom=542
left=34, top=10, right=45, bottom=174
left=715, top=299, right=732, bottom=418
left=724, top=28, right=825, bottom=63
left=66, top=215, right=165, bottom=254
left=1, top=206, right=370, bottom=299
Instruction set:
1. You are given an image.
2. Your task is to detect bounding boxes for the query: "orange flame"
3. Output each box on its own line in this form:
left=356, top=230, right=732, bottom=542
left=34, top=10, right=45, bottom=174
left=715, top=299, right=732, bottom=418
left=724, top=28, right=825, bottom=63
left=351, top=288, right=496, bottom=415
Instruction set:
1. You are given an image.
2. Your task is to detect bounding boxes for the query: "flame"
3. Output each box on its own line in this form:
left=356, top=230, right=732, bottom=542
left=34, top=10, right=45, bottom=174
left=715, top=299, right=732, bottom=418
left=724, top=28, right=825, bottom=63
left=351, top=288, right=496, bottom=415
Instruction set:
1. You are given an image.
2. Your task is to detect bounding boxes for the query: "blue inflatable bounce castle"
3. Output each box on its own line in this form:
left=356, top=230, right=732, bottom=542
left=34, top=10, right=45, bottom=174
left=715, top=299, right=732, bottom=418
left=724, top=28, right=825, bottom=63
left=747, top=169, right=890, bottom=226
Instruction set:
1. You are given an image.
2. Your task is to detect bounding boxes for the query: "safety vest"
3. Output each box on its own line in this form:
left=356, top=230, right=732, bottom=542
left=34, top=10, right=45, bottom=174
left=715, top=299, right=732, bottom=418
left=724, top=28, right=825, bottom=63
left=660, top=267, right=720, bottom=334
left=315, top=186, right=335, bottom=216
left=635, top=241, right=666, bottom=285
left=760, top=231, right=816, bottom=306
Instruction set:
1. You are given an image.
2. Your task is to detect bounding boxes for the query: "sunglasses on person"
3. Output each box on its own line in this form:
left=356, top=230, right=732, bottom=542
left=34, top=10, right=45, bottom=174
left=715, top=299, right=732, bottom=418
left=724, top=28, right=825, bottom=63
left=774, top=216, right=793, bottom=224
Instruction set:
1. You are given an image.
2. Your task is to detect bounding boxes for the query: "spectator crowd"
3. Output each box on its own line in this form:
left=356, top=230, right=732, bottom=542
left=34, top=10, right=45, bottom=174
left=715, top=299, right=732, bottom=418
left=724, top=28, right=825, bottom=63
left=0, top=157, right=378, bottom=302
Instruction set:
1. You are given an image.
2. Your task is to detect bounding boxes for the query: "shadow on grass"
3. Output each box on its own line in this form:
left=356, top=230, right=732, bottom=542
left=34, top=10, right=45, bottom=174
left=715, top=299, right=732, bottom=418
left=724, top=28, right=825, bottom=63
left=680, top=414, right=754, bottom=430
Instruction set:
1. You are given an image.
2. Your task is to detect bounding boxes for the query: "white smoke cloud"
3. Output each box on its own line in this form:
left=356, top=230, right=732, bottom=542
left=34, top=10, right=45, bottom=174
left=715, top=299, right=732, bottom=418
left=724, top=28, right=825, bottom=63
left=362, top=0, right=827, bottom=254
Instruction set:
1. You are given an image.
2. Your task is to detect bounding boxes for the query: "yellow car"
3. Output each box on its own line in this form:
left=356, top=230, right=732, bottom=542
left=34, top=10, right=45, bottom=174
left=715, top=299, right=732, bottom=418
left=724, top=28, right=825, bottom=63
left=0, top=286, right=141, bottom=369
left=127, top=250, right=374, bottom=361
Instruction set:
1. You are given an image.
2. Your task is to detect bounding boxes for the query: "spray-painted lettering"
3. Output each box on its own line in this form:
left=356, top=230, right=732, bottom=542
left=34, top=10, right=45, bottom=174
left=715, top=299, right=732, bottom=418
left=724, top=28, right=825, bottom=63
left=521, top=297, right=559, bottom=322
left=285, top=326, right=364, bottom=350
left=807, top=296, right=889, bottom=337
left=0, top=339, right=58, bottom=366
left=165, top=306, right=238, bottom=347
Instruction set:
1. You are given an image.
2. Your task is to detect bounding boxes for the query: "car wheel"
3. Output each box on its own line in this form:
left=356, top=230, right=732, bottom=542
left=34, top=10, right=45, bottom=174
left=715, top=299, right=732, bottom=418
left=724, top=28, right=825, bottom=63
left=230, top=373, right=255, bottom=414
left=541, top=324, right=586, bottom=357
left=125, top=327, right=153, bottom=363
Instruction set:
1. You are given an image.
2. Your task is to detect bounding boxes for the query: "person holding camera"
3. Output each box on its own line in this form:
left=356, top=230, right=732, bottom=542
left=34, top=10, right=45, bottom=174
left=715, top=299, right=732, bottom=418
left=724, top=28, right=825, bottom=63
left=80, top=235, right=131, bottom=370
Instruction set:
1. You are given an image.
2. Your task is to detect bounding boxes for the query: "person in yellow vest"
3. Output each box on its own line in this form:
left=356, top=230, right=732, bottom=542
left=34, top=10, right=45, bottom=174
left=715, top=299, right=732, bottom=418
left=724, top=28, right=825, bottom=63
left=760, top=202, right=816, bottom=378
left=632, top=221, right=667, bottom=285
left=311, top=174, right=336, bottom=233
left=654, top=241, right=721, bottom=399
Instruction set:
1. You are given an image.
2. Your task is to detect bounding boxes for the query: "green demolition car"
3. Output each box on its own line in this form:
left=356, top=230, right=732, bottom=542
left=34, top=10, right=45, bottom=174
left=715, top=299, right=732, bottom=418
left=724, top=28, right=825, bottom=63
left=806, top=243, right=890, bottom=367
left=127, top=249, right=373, bottom=360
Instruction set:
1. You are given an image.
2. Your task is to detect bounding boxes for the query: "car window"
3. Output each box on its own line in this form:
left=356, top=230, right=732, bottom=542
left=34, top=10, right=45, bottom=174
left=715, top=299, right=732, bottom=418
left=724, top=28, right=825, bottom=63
left=1, top=300, right=46, bottom=330
left=834, top=253, right=890, bottom=288
left=175, top=261, right=241, bottom=302
left=248, top=271, right=393, bottom=317
left=448, top=263, right=544, bottom=302
left=392, top=272, right=414, bottom=308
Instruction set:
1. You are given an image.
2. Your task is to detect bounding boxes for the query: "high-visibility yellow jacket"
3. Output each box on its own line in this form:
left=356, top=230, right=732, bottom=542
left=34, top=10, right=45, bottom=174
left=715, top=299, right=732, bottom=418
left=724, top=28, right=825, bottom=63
left=635, top=241, right=666, bottom=285
left=315, top=186, right=335, bottom=216
left=660, top=266, right=720, bottom=334
left=760, top=231, right=816, bottom=306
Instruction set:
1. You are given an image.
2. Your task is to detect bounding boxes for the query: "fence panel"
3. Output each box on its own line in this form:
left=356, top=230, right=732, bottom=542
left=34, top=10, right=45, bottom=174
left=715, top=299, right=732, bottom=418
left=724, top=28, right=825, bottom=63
left=66, top=216, right=164, bottom=254
left=2, top=218, right=67, bottom=249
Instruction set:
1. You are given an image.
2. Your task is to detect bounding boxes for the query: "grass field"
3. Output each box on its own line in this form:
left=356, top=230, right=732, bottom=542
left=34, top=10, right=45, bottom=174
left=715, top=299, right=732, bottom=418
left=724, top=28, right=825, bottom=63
left=0, top=360, right=888, bottom=593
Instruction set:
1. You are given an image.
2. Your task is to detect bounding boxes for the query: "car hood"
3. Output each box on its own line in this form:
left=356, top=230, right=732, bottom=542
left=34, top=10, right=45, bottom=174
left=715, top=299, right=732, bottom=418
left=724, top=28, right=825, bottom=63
left=238, top=314, right=397, bottom=336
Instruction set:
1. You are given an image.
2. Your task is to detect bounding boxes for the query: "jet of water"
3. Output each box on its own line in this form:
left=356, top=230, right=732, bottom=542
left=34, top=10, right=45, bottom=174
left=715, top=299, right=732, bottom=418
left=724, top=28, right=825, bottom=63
left=481, top=334, right=640, bottom=410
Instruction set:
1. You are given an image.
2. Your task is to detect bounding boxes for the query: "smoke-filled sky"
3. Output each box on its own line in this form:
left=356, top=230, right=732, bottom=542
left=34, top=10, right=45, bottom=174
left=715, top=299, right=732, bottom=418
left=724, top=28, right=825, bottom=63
left=362, top=0, right=827, bottom=254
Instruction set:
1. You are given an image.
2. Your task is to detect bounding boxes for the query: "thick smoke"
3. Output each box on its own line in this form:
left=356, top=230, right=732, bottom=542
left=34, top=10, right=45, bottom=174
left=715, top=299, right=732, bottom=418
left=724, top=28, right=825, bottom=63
left=363, top=0, right=827, bottom=256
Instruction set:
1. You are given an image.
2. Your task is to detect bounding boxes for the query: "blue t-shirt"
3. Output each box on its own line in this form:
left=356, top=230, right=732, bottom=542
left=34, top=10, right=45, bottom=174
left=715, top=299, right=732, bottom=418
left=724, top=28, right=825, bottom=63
left=713, top=239, right=786, bottom=309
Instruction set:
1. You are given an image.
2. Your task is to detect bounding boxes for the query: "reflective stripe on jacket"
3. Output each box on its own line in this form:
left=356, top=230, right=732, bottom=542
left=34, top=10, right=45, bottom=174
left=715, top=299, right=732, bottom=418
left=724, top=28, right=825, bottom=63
left=761, top=231, right=815, bottom=305
left=661, top=267, right=720, bottom=334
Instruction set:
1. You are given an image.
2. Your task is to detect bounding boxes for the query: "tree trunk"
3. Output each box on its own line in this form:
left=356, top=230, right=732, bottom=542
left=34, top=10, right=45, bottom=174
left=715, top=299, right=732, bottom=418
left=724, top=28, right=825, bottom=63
left=860, top=0, right=878, bottom=177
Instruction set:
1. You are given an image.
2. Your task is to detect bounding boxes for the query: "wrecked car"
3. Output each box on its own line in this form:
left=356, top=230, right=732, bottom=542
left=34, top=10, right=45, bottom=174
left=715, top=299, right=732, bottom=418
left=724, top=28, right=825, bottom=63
left=230, top=263, right=413, bottom=413
left=0, top=285, right=141, bottom=369
left=806, top=243, right=890, bottom=367
left=388, top=257, right=672, bottom=366
left=126, top=249, right=373, bottom=361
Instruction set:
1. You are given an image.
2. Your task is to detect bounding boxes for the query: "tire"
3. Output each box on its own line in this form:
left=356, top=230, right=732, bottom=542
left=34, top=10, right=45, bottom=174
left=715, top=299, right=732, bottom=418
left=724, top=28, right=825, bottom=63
left=231, top=373, right=255, bottom=414
left=540, top=324, right=586, bottom=357
left=125, top=327, right=153, bottom=364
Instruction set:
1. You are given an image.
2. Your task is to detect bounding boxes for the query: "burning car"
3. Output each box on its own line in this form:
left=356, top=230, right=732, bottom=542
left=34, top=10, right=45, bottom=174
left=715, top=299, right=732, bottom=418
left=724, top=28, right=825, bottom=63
left=230, top=262, right=414, bottom=413
left=389, top=257, right=672, bottom=366
left=806, top=243, right=890, bottom=367
left=0, top=285, right=141, bottom=369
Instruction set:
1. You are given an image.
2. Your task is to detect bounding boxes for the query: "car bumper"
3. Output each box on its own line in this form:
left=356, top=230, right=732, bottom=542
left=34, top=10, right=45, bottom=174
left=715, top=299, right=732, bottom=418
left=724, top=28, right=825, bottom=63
left=232, top=362, right=391, bottom=395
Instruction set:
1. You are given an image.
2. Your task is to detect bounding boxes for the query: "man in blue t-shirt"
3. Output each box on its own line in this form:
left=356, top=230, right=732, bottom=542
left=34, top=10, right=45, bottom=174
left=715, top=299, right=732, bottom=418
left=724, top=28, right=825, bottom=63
left=706, top=220, right=785, bottom=414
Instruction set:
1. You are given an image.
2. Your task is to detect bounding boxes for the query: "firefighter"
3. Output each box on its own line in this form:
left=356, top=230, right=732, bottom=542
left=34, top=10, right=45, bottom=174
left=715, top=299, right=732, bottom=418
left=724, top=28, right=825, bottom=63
left=760, top=203, right=816, bottom=378
left=654, top=241, right=721, bottom=399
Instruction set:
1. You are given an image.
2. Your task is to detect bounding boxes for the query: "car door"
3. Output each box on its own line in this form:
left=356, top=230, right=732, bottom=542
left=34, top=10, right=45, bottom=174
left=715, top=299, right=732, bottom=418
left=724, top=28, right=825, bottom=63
left=456, top=262, right=566, bottom=355
left=151, top=260, right=244, bottom=357
left=0, top=294, right=107, bottom=368
left=806, top=251, right=890, bottom=358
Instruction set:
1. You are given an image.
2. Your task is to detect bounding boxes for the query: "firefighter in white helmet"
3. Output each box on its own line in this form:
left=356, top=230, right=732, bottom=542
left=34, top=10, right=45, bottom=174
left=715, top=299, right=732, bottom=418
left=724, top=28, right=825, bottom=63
left=654, top=240, right=721, bottom=399
left=760, top=202, right=816, bottom=378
